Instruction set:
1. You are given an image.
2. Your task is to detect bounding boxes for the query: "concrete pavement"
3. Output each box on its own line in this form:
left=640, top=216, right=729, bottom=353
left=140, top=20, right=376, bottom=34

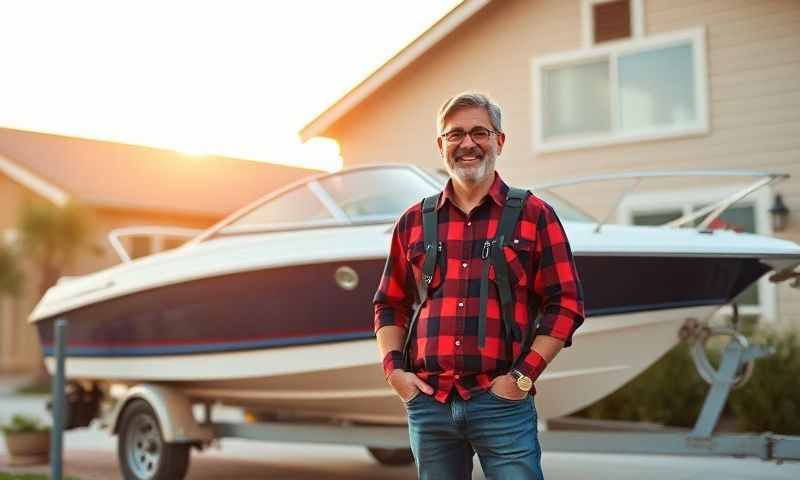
left=2, top=394, right=799, bottom=479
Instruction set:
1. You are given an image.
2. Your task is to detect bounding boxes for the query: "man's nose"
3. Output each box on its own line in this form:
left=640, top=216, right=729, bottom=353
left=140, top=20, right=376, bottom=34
left=460, top=133, right=478, bottom=148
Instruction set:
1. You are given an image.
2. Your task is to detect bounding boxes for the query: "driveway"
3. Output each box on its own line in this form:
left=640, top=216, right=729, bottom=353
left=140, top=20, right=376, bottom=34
left=1, top=394, right=798, bottom=479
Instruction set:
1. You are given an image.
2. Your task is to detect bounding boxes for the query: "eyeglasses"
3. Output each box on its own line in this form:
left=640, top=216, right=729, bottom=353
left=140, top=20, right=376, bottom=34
left=440, top=127, right=500, bottom=144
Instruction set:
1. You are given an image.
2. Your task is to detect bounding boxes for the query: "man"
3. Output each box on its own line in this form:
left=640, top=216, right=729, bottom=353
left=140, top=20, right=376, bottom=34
left=373, top=92, right=585, bottom=479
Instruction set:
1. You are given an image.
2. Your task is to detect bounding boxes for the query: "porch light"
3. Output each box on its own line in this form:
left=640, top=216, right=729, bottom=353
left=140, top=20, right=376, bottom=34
left=770, top=193, right=789, bottom=233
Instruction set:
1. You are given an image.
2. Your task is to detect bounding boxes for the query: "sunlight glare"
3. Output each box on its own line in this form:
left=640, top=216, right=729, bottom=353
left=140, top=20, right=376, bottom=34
left=0, top=1, right=461, bottom=170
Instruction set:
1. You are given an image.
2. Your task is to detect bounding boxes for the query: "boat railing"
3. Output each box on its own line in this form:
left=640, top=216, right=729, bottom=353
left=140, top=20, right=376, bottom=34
left=107, top=226, right=204, bottom=263
left=529, top=170, right=790, bottom=233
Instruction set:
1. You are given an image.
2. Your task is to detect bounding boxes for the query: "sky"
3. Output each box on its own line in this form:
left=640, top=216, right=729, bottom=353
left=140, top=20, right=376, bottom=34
left=0, top=1, right=461, bottom=172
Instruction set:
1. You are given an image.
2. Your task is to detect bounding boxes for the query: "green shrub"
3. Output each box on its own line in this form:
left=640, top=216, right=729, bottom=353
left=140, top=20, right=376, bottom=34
left=728, top=329, right=800, bottom=434
left=574, top=343, right=709, bottom=427
left=0, top=414, right=49, bottom=434
left=574, top=327, right=800, bottom=434
left=14, top=381, right=51, bottom=396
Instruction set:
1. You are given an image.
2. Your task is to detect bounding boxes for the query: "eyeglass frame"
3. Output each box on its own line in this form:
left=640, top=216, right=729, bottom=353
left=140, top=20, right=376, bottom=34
left=439, top=126, right=502, bottom=145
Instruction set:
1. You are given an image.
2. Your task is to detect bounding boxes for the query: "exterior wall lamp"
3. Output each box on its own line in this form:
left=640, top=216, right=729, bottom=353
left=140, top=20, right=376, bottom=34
left=770, top=193, right=789, bottom=233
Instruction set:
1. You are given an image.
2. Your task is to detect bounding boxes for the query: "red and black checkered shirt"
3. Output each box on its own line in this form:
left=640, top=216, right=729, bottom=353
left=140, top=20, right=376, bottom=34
left=373, top=172, right=585, bottom=403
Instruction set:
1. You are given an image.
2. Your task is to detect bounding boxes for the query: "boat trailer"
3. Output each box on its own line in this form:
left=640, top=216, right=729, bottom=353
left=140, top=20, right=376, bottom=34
left=539, top=317, right=800, bottom=462
left=198, top=317, right=800, bottom=462
left=48, top=316, right=800, bottom=480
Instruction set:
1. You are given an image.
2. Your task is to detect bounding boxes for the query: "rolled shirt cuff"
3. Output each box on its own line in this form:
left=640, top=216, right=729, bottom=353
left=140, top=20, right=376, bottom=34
left=382, top=350, right=404, bottom=380
left=514, top=349, right=548, bottom=384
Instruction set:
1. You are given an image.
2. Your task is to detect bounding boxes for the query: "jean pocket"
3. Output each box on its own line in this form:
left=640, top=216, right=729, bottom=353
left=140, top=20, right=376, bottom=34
left=486, top=389, right=528, bottom=404
left=403, top=390, right=424, bottom=406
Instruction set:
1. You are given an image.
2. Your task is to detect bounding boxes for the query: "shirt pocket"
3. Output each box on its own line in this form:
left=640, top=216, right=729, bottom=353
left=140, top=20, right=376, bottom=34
left=489, top=238, right=533, bottom=288
left=406, top=241, right=445, bottom=292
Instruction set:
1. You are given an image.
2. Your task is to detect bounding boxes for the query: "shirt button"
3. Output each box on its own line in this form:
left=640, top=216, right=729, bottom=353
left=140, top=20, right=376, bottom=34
left=461, top=262, right=468, bottom=268
left=455, top=374, right=460, bottom=380
left=467, top=221, right=472, bottom=226
left=455, top=340, right=461, bottom=347
left=458, top=301, right=464, bottom=308
left=513, top=239, right=520, bottom=244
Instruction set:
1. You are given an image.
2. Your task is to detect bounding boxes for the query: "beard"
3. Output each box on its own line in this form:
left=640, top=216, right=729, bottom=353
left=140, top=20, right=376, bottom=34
left=445, top=145, right=495, bottom=184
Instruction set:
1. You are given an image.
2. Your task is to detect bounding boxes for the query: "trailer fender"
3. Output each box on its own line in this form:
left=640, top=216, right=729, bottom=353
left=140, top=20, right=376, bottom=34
left=109, top=384, right=212, bottom=443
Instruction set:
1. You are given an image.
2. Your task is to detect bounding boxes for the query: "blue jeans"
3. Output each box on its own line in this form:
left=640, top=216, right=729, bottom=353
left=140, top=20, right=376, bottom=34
left=405, top=390, right=544, bottom=480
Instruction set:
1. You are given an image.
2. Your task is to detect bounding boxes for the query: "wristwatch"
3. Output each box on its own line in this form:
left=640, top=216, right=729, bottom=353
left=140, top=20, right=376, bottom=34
left=509, top=369, right=533, bottom=392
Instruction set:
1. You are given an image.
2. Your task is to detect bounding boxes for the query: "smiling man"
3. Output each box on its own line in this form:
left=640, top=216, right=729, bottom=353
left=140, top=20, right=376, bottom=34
left=373, top=92, right=585, bottom=479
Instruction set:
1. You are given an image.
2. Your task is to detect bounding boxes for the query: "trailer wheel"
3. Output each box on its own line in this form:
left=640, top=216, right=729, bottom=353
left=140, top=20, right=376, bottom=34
left=118, top=399, right=190, bottom=480
left=367, top=447, right=414, bottom=466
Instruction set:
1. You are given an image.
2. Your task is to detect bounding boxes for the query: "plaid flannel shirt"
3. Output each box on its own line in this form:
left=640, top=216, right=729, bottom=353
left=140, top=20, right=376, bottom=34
left=373, top=172, right=585, bottom=403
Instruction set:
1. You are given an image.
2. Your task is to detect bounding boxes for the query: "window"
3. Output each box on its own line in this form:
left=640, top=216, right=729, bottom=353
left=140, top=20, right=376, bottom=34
left=618, top=186, right=776, bottom=322
left=534, top=27, right=708, bottom=153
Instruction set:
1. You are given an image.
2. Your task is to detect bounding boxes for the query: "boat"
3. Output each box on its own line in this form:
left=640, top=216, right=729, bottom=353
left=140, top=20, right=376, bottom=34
left=29, top=164, right=800, bottom=425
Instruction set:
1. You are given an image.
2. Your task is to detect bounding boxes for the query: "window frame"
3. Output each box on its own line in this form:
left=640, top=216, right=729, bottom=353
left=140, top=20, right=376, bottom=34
left=616, top=185, right=777, bottom=323
left=532, top=26, right=709, bottom=154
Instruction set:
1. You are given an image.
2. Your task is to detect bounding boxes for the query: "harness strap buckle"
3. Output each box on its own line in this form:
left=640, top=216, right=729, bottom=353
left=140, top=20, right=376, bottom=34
left=481, top=240, right=492, bottom=259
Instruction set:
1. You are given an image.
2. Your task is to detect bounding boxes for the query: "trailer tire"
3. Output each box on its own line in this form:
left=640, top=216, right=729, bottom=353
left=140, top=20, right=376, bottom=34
left=118, top=399, right=191, bottom=480
left=367, top=447, right=414, bottom=466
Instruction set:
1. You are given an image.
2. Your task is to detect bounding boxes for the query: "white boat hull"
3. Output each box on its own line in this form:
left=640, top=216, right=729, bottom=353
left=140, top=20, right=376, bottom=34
left=47, top=305, right=714, bottom=424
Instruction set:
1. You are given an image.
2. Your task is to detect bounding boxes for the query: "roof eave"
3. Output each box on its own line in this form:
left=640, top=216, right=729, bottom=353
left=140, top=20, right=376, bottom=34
left=0, top=154, right=70, bottom=205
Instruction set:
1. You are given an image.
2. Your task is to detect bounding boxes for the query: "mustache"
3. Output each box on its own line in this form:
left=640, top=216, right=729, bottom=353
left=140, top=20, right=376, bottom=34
left=454, top=146, right=483, bottom=160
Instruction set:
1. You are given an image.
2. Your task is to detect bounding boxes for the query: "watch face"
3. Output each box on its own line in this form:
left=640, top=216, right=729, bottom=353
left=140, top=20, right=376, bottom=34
left=516, top=375, right=533, bottom=392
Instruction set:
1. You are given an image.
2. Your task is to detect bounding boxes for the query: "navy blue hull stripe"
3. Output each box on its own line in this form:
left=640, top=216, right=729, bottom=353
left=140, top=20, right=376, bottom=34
left=41, top=300, right=725, bottom=358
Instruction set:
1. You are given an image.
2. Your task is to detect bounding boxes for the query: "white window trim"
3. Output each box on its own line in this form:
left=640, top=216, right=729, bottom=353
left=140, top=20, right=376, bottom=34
left=617, top=185, right=778, bottom=324
left=581, top=0, right=645, bottom=48
left=532, top=26, right=709, bottom=154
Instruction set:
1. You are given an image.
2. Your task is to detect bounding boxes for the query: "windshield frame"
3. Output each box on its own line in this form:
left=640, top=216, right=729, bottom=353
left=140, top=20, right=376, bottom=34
left=187, top=164, right=443, bottom=244
left=530, top=189, right=597, bottom=223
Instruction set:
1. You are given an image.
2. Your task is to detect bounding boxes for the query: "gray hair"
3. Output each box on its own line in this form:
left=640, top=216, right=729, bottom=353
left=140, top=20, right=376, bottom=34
left=437, top=92, right=502, bottom=135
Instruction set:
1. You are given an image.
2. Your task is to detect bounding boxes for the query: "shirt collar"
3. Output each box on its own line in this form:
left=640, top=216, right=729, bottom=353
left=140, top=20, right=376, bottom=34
left=437, top=171, right=508, bottom=211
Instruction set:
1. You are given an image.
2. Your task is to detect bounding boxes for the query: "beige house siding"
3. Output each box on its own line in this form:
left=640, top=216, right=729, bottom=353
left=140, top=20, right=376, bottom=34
left=328, top=0, right=582, bottom=173
left=319, top=0, right=800, bottom=329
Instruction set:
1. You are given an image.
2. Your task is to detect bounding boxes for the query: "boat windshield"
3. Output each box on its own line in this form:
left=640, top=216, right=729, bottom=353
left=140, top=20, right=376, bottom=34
left=208, top=166, right=440, bottom=238
left=315, top=166, right=440, bottom=222
left=424, top=168, right=594, bottom=223
left=531, top=191, right=595, bottom=223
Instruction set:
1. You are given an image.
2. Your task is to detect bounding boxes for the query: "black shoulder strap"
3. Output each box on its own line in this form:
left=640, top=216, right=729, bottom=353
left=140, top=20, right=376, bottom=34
left=477, top=187, right=528, bottom=348
left=493, top=187, right=528, bottom=342
left=420, top=194, right=440, bottom=290
left=403, top=193, right=440, bottom=370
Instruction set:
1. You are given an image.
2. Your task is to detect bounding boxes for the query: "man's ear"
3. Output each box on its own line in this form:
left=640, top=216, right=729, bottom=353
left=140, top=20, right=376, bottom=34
left=496, top=132, right=506, bottom=155
left=436, top=136, right=444, bottom=156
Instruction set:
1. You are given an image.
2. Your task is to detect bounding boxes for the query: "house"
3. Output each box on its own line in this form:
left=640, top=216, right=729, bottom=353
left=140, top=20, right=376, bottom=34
left=0, top=127, right=318, bottom=372
left=300, top=0, right=800, bottom=330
